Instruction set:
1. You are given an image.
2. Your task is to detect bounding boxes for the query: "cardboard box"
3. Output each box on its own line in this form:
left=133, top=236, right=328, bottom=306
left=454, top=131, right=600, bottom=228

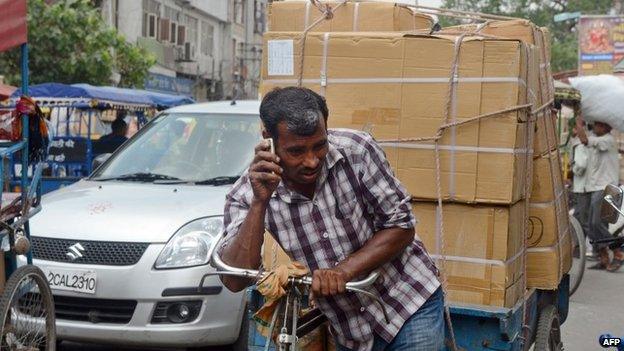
left=531, top=150, right=564, bottom=203
left=414, top=202, right=525, bottom=263
left=268, top=1, right=433, bottom=32
left=444, top=20, right=552, bottom=101
left=528, top=198, right=570, bottom=249
left=527, top=231, right=572, bottom=290
left=261, top=32, right=534, bottom=204
left=413, top=201, right=525, bottom=307
left=445, top=20, right=556, bottom=155
left=447, top=272, right=524, bottom=308
left=534, top=112, right=558, bottom=157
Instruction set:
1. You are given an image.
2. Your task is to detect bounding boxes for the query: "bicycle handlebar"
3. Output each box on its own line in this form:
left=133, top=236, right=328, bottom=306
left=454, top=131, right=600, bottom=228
left=200, top=231, right=390, bottom=323
left=208, top=231, right=379, bottom=288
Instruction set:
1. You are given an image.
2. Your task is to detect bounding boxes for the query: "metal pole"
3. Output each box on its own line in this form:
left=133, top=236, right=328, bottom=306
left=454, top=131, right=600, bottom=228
left=21, top=43, right=29, bottom=199
left=21, top=43, right=32, bottom=267
left=87, top=110, right=93, bottom=174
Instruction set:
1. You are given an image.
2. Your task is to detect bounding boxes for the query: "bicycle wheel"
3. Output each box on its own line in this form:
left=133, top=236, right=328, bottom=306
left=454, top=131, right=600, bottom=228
left=568, top=214, right=586, bottom=296
left=534, top=305, right=563, bottom=351
left=0, top=265, right=56, bottom=351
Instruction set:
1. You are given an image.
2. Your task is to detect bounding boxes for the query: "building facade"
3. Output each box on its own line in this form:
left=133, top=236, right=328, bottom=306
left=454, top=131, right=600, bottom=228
left=100, top=0, right=267, bottom=101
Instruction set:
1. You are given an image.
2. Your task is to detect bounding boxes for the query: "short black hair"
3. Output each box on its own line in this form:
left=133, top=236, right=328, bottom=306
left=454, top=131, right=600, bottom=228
left=111, top=118, right=127, bottom=134
left=259, top=87, right=328, bottom=140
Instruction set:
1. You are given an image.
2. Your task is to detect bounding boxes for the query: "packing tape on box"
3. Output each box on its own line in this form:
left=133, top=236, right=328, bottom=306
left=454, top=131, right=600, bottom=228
left=320, top=33, right=330, bottom=95
left=264, top=76, right=528, bottom=86
left=528, top=189, right=565, bottom=209
left=378, top=142, right=531, bottom=154
left=353, top=2, right=359, bottom=31
left=304, top=2, right=311, bottom=29
left=527, top=229, right=569, bottom=253
left=430, top=248, right=524, bottom=267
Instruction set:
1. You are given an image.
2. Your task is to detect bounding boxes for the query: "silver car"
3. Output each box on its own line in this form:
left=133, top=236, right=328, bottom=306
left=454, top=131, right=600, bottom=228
left=30, top=100, right=262, bottom=350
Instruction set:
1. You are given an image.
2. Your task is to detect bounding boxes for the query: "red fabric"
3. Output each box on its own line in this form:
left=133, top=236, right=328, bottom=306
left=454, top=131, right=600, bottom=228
left=0, top=0, right=27, bottom=53
left=0, top=83, right=16, bottom=100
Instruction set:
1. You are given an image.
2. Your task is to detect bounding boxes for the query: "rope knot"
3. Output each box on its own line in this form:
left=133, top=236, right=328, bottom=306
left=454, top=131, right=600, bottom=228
left=322, top=5, right=335, bottom=20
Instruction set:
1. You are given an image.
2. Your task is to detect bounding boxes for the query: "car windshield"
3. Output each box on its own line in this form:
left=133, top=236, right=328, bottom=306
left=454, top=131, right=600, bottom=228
left=92, top=112, right=261, bottom=183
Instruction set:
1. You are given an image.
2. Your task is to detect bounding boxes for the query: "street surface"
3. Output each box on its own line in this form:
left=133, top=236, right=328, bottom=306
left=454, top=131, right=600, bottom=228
left=561, top=263, right=624, bottom=351
left=59, top=264, right=623, bottom=350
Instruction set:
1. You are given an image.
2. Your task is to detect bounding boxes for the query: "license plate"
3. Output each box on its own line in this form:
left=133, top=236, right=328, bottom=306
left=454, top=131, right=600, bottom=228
left=42, top=267, right=97, bottom=294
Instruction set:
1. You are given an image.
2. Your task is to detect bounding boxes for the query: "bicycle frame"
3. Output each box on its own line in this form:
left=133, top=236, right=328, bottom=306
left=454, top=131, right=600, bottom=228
left=198, top=231, right=391, bottom=350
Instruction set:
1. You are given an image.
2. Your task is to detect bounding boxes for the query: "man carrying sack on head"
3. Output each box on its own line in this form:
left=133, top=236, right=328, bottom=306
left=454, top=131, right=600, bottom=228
left=575, top=116, right=623, bottom=272
left=218, top=87, right=445, bottom=351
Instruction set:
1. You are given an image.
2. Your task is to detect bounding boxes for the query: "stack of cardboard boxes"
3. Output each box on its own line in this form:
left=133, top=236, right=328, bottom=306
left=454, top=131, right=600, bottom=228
left=261, top=1, right=571, bottom=307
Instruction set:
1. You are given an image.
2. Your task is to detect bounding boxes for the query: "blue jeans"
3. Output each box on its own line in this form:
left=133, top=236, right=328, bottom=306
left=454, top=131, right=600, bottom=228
left=337, top=287, right=445, bottom=351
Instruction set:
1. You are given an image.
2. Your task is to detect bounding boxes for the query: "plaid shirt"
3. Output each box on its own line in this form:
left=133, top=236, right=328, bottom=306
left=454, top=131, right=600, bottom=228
left=223, top=129, right=440, bottom=351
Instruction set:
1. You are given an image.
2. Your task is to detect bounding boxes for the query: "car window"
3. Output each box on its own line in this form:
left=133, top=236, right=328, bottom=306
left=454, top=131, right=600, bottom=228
left=92, top=113, right=261, bottom=182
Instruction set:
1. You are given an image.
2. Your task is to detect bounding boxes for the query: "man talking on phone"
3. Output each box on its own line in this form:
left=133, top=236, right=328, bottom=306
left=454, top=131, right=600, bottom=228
left=219, top=87, right=443, bottom=351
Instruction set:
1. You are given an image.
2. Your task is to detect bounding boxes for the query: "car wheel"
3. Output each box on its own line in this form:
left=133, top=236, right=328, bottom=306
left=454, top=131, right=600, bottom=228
left=188, top=306, right=249, bottom=351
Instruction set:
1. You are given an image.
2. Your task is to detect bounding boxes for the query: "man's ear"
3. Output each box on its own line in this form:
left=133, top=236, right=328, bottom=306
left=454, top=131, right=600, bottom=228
left=262, top=129, right=271, bottom=139
left=261, top=124, right=271, bottom=139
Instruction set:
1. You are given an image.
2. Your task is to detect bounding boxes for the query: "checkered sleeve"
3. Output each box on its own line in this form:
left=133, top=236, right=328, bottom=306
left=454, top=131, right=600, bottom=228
left=356, top=133, right=416, bottom=231
left=220, top=174, right=252, bottom=250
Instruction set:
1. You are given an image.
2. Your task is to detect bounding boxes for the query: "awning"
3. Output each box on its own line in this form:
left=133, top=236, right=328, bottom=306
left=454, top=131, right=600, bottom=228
left=8, top=83, right=194, bottom=109
left=0, top=0, right=27, bottom=53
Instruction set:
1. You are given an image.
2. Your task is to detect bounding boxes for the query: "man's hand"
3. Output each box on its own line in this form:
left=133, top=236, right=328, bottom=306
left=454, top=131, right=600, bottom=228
left=250, top=140, right=282, bottom=203
left=311, top=268, right=351, bottom=297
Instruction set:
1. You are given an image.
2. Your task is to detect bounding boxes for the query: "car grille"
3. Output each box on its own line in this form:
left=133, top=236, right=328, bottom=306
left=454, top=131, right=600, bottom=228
left=31, top=237, right=149, bottom=266
left=21, top=293, right=137, bottom=324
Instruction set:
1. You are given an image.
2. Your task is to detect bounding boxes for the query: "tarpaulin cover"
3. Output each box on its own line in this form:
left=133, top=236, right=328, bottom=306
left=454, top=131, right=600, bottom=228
left=71, top=84, right=154, bottom=105
left=11, top=83, right=194, bottom=108
left=0, top=0, right=27, bottom=53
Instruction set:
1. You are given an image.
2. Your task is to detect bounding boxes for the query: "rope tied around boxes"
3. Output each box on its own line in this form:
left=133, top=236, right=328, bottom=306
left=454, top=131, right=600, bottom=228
left=297, top=1, right=348, bottom=87
left=285, top=3, right=552, bottom=351
left=375, top=26, right=552, bottom=349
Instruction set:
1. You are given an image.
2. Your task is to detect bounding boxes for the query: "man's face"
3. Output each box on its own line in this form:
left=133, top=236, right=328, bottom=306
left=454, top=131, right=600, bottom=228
left=594, top=122, right=611, bottom=136
left=273, top=116, right=329, bottom=186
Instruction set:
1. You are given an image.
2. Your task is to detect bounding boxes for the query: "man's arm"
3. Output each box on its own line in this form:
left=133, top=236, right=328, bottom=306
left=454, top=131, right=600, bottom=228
left=575, top=113, right=589, bottom=145
left=312, top=227, right=413, bottom=296
left=220, top=199, right=270, bottom=292
left=312, top=133, right=416, bottom=297
left=220, top=140, right=282, bottom=292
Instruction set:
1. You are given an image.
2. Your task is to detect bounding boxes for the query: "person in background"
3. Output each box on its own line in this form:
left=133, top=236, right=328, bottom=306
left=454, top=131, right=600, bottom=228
left=570, top=118, right=592, bottom=253
left=99, top=115, right=129, bottom=151
left=575, top=116, right=623, bottom=272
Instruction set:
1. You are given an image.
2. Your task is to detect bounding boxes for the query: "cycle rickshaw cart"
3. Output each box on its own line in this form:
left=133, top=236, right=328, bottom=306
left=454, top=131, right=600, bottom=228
left=200, top=3, right=572, bottom=351
left=0, top=1, right=58, bottom=350
left=1, top=83, right=194, bottom=194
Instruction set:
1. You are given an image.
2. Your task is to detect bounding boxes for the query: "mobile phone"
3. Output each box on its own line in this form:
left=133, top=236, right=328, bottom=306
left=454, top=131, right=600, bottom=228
left=265, top=137, right=275, bottom=154
left=264, top=138, right=276, bottom=176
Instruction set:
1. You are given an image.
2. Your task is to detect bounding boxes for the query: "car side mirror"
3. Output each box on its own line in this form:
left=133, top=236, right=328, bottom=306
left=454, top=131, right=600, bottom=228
left=601, top=184, right=624, bottom=224
left=92, top=153, right=112, bottom=171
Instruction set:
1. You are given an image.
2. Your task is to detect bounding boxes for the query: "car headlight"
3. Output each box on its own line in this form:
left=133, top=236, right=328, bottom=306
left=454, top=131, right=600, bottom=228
left=154, top=216, right=223, bottom=269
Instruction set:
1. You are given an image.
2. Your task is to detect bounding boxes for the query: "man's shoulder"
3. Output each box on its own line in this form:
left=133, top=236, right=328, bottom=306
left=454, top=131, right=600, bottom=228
left=328, top=128, right=377, bottom=156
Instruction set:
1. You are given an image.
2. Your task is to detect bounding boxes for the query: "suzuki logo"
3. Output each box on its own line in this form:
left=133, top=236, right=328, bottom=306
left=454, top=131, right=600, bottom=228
left=66, top=243, right=85, bottom=261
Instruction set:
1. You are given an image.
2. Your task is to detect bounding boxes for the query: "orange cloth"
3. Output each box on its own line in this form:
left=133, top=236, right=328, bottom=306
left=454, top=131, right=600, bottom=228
left=253, top=262, right=309, bottom=334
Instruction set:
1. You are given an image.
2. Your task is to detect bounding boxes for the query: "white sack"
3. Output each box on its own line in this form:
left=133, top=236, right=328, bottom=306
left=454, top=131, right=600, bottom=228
left=569, top=74, right=624, bottom=132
